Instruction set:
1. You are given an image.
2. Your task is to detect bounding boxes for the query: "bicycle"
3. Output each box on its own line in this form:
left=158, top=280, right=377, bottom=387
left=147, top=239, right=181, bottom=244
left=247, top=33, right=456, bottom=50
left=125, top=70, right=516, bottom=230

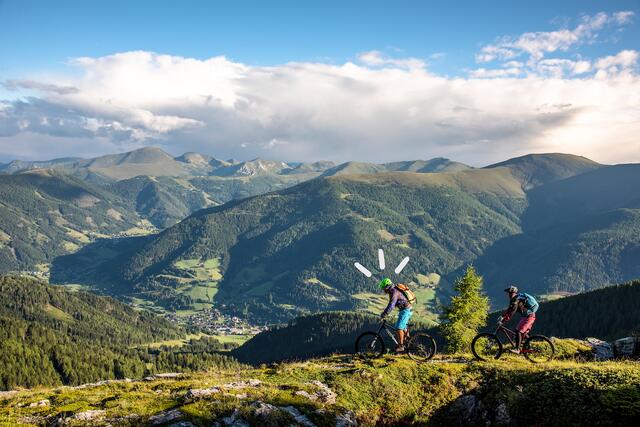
left=355, top=319, right=437, bottom=362
left=471, top=322, right=555, bottom=363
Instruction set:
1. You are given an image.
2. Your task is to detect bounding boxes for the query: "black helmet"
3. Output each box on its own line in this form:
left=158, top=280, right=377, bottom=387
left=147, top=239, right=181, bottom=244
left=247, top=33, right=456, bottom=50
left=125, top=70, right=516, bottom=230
left=504, top=285, right=518, bottom=294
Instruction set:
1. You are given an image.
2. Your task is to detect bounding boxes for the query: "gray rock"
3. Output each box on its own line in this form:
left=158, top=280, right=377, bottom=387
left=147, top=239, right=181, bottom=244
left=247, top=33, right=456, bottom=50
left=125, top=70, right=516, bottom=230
left=154, top=373, right=184, bottom=379
left=335, top=410, right=358, bottom=427
left=613, top=337, right=638, bottom=357
left=169, top=422, right=196, bottom=427
left=184, top=387, right=221, bottom=400
left=494, top=402, right=511, bottom=425
left=584, top=337, right=614, bottom=360
left=71, top=410, right=106, bottom=421
left=28, top=399, right=50, bottom=407
left=221, top=409, right=250, bottom=427
left=149, top=409, right=183, bottom=425
left=309, top=380, right=337, bottom=405
left=252, top=401, right=278, bottom=419
left=222, top=379, right=262, bottom=389
left=282, top=406, right=317, bottom=427
left=295, top=390, right=318, bottom=401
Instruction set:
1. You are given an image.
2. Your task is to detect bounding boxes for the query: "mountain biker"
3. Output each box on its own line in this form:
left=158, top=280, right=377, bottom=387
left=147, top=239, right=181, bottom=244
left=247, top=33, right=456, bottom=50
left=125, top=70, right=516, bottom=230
left=379, top=278, right=413, bottom=352
left=498, top=285, right=539, bottom=354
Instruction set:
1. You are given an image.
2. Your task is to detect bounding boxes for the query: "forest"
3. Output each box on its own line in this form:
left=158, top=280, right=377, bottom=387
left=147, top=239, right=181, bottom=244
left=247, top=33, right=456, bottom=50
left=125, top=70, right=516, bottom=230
left=0, top=276, right=240, bottom=390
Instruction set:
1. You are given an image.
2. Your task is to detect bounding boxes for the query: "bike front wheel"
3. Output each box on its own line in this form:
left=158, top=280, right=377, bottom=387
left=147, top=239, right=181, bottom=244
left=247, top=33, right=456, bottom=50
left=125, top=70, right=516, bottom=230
left=406, top=333, right=437, bottom=362
left=523, top=335, right=555, bottom=363
left=471, top=333, right=503, bottom=361
left=355, top=332, right=385, bottom=359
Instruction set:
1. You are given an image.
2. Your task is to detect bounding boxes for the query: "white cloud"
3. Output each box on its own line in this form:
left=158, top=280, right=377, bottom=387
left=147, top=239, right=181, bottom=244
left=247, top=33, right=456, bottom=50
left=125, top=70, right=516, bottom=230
left=614, top=11, right=635, bottom=24
left=595, top=49, right=639, bottom=70
left=469, top=67, right=522, bottom=78
left=357, top=50, right=425, bottom=70
left=0, top=50, right=639, bottom=165
left=476, top=11, right=635, bottom=67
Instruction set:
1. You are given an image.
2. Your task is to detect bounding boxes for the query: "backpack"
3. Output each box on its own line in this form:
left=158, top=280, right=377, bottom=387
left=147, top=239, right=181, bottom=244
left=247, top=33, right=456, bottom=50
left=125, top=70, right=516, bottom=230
left=517, top=292, right=539, bottom=314
left=395, top=283, right=417, bottom=305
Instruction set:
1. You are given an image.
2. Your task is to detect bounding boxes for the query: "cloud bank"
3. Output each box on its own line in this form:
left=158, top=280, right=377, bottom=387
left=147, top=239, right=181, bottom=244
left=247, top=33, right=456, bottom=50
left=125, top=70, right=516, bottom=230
left=0, top=12, right=638, bottom=165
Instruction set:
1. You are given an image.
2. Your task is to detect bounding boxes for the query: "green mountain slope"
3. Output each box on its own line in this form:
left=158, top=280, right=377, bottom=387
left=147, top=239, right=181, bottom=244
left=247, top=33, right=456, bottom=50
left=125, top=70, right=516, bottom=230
left=485, top=152, right=602, bottom=190
left=471, top=164, right=640, bottom=298
left=51, top=168, right=526, bottom=320
left=0, top=276, right=239, bottom=390
left=322, top=157, right=470, bottom=177
left=384, top=157, right=471, bottom=173
left=0, top=170, right=148, bottom=273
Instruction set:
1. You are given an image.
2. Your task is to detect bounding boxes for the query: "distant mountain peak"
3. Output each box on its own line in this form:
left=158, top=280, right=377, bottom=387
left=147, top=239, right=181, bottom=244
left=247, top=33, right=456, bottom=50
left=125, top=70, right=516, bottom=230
left=485, top=152, right=602, bottom=190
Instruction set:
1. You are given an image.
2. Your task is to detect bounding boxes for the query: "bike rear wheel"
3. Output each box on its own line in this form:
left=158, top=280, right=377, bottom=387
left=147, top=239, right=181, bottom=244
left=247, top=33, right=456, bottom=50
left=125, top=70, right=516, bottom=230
left=523, top=335, right=555, bottom=363
left=406, top=333, right=437, bottom=362
left=355, top=332, right=385, bottom=359
left=471, top=333, right=503, bottom=361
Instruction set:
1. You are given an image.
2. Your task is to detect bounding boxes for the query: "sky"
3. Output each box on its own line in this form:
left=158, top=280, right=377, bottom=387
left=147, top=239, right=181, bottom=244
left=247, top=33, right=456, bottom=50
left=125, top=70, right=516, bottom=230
left=0, top=0, right=639, bottom=166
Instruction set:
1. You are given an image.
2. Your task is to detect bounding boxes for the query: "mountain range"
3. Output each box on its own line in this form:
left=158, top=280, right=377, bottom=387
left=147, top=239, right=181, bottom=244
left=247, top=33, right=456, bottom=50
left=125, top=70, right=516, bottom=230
left=2, top=146, right=638, bottom=323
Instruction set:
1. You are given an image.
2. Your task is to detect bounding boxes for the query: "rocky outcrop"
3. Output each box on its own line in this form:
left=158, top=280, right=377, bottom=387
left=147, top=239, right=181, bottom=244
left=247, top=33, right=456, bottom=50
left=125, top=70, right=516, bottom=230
left=211, top=400, right=355, bottom=427
left=149, top=409, right=184, bottom=425
left=579, top=336, right=640, bottom=360
left=437, top=393, right=513, bottom=426
left=582, top=337, right=615, bottom=360
left=184, top=379, right=262, bottom=401
left=613, top=336, right=639, bottom=357
left=294, top=381, right=337, bottom=405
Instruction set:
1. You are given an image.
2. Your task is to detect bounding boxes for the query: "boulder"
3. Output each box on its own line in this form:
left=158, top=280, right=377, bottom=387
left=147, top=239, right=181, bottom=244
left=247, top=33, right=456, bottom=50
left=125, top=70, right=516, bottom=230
left=184, top=387, right=221, bottom=400
left=281, top=406, right=317, bottom=427
left=28, top=399, right=50, bottom=408
left=149, top=409, right=183, bottom=425
left=70, top=410, right=106, bottom=422
left=309, top=380, right=337, bottom=405
left=335, top=410, right=358, bottom=427
left=220, top=409, right=250, bottom=427
left=613, top=337, right=638, bottom=358
left=222, top=379, right=262, bottom=389
left=583, top=337, right=614, bottom=360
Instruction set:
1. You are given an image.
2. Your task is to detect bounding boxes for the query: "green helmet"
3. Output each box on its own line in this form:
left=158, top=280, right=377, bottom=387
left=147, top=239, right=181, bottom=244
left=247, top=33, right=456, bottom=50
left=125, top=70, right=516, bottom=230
left=378, top=277, right=393, bottom=290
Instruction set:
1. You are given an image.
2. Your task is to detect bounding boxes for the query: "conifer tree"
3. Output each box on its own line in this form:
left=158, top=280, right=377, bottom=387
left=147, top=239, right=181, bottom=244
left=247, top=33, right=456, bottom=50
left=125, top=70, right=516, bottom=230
left=440, top=265, right=489, bottom=353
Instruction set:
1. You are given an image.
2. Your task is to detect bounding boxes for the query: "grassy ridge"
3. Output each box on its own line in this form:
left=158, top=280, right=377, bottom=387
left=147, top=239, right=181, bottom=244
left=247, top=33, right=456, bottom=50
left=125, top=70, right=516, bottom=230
left=1, top=356, right=638, bottom=426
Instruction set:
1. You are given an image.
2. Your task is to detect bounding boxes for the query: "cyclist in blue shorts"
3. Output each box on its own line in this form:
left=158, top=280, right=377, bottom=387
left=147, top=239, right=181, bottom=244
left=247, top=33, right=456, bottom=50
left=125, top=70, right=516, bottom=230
left=379, top=278, right=413, bottom=352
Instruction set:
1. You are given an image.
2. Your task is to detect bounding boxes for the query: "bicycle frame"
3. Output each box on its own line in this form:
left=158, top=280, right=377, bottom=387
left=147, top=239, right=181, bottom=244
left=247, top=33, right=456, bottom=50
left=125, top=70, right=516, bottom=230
left=378, top=320, right=411, bottom=347
left=494, top=325, right=534, bottom=353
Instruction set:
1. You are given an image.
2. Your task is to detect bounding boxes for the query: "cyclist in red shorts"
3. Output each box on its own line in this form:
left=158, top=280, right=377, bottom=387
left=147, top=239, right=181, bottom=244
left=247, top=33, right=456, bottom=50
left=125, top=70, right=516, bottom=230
left=498, top=285, right=539, bottom=354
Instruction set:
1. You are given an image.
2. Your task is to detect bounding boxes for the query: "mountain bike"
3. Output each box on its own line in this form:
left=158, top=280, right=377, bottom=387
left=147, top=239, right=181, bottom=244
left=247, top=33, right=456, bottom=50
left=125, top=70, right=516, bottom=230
left=355, top=319, right=436, bottom=362
left=471, top=322, right=555, bottom=363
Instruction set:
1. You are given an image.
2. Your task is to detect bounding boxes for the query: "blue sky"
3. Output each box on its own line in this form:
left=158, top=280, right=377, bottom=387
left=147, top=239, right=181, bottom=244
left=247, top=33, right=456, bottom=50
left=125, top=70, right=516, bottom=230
left=2, top=0, right=638, bottom=76
left=0, top=0, right=639, bottom=164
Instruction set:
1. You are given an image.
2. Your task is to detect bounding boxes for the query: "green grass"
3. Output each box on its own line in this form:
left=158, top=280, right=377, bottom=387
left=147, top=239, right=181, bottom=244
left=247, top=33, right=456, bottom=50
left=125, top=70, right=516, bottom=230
left=212, top=334, right=253, bottom=346
left=1, top=355, right=639, bottom=426
left=174, top=259, right=201, bottom=269
left=139, top=333, right=210, bottom=349
left=42, top=304, right=73, bottom=322
left=245, top=281, right=274, bottom=297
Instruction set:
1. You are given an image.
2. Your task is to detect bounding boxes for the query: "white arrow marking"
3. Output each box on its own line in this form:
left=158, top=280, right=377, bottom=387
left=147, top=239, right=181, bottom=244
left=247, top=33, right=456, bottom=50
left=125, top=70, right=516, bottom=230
left=354, top=262, right=372, bottom=277
left=394, top=257, right=410, bottom=274
left=378, top=249, right=385, bottom=270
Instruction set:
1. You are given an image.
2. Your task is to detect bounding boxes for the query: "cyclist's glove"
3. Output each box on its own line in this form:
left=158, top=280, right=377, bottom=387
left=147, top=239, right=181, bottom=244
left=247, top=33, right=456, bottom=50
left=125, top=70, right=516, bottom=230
left=497, top=316, right=504, bottom=326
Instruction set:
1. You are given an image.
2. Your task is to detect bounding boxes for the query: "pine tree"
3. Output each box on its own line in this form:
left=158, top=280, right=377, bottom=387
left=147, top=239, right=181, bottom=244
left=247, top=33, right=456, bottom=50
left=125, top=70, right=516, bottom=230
left=439, top=265, right=489, bottom=354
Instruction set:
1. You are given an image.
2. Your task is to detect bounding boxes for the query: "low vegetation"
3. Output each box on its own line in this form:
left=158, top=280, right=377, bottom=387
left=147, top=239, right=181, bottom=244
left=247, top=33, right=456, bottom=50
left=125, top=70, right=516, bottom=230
left=1, top=355, right=638, bottom=426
